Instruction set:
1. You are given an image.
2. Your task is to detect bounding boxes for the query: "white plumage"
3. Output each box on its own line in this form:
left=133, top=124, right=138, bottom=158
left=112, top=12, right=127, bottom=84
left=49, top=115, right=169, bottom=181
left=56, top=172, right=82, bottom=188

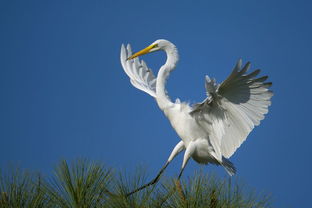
left=120, top=44, right=157, bottom=97
left=120, top=39, right=273, bottom=194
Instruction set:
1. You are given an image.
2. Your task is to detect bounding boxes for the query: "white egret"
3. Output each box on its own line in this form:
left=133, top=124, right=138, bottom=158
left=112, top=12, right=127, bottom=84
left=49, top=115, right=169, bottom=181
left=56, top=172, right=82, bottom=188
left=120, top=39, right=273, bottom=196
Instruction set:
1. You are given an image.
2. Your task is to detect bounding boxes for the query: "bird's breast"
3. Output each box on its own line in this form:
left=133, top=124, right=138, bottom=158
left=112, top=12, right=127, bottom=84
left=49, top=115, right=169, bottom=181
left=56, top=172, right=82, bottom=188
left=164, top=104, right=208, bottom=146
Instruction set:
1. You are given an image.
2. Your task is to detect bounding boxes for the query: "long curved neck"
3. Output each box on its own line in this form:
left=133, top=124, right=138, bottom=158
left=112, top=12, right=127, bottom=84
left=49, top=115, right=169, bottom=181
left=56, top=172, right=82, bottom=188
left=156, top=44, right=179, bottom=110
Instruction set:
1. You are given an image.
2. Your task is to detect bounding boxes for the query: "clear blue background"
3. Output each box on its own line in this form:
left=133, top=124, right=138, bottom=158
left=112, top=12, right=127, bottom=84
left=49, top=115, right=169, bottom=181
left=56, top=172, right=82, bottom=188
left=1, top=0, right=311, bottom=207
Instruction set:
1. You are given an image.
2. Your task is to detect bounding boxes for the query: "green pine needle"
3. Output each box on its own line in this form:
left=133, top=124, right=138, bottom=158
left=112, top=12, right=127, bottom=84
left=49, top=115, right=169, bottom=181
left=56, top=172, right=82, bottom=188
left=0, top=160, right=271, bottom=208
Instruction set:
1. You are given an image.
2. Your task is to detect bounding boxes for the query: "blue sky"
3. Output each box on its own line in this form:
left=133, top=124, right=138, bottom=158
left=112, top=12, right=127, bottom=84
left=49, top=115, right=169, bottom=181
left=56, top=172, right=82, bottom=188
left=1, top=0, right=311, bottom=207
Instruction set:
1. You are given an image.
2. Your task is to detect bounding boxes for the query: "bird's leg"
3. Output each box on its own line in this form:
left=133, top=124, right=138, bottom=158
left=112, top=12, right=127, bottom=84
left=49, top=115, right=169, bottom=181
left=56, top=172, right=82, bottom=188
left=126, top=141, right=185, bottom=197
left=175, top=141, right=196, bottom=200
left=178, top=167, right=185, bottom=179
left=126, top=161, right=169, bottom=197
left=180, top=140, right=196, bottom=177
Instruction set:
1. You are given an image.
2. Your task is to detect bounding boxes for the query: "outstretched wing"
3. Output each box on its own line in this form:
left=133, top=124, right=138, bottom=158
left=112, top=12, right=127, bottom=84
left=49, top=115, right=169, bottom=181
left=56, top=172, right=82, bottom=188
left=190, top=59, right=273, bottom=159
left=120, top=44, right=157, bottom=97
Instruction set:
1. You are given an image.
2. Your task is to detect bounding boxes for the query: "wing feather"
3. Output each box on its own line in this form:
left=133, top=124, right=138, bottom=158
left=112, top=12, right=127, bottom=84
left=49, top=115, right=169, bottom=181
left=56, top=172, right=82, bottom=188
left=120, top=44, right=157, bottom=97
left=191, top=59, right=273, bottom=158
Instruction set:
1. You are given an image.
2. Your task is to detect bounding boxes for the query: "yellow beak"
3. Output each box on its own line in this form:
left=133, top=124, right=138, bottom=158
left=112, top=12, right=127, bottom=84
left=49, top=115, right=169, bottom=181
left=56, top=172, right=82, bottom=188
left=127, top=44, right=155, bottom=60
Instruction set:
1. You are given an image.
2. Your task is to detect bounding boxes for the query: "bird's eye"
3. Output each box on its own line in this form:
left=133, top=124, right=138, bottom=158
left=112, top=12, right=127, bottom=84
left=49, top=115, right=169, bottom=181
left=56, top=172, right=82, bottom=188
left=152, top=44, right=158, bottom=48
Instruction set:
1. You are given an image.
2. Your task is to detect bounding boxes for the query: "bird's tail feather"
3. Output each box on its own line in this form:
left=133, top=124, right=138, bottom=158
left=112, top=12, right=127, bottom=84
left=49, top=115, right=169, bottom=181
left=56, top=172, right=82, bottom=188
left=222, top=157, right=236, bottom=176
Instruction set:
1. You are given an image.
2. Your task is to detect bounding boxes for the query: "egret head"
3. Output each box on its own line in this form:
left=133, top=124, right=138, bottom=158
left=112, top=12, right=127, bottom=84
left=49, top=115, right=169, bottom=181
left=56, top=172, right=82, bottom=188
left=127, top=39, right=173, bottom=60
